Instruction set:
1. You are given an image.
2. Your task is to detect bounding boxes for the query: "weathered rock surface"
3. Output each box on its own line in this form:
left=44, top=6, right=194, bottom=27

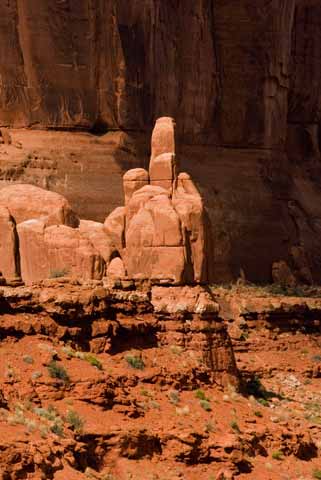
left=0, top=281, right=320, bottom=479
left=123, top=168, right=149, bottom=205
left=18, top=222, right=105, bottom=285
left=0, top=2, right=321, bottom=284
left=0, top=184, right=80, bottom=282
left=0, top=118, right=208, bottom=286
left=106, top=117, right=209, bottom=284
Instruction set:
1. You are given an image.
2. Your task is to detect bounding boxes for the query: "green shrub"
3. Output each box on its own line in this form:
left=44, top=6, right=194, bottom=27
left=313, top=470, right=321, bottom=479
left=200, top=400, right=211, bottom=412
left=254, top=410, right=263, bottom=418
left=47, top=361, right=70, bottom=384
left=195, top=389, right=207, bottom=401
left=50, top=420, right=64, bottom=437
left=66, top=410, right=84, bottom=433
left=272, top=450, right=284, bottom=460
left=84, top=354, right=103, bottom=370
left=230, top=420, right=240, bottom=433
left=34, top=405, right=57, bottom=421
left=125, top=355, right=145, bottom=370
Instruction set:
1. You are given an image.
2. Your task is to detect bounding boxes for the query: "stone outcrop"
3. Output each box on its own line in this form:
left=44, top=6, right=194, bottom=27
left=0, top=184, right=107, bottom=284
left=107, top=117, right=209, bottom=284
left=17, top=221, right=105, bottom=285
left=0, top=184, right=80, bottom=282
left=0, top=118, right=208, bottom=286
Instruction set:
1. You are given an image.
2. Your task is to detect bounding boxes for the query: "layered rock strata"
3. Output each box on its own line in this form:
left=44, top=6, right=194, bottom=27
left=0, top=282, right=239, bottom=389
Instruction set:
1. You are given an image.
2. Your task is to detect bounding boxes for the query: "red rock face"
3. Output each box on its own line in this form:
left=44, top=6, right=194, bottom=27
left=1, top=1, right=321, bottom=283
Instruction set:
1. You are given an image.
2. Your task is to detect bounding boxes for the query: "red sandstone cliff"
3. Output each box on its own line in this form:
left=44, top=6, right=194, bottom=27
left=1, top=1, right=321, bottom=283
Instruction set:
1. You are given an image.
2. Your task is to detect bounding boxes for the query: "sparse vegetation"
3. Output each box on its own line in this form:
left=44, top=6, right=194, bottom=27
left=140, top=387, right=151, bottom=397
left=50, top=420, right=64, bottom=437
left=239, top=331, right=249, bottom=341
left=31, top=371, right=42, bottom=380
left=23, top=355, right=34, bottom=364
left=205, top=421, right=215, bottom=433
left=125, top=354, right=145, bottom=370
left=200, top=399, right=211, bottom=412
left=62, top=346, right=103, bottom=370
left=195, top=389, right=207, bottom=401
left=34, top=405, right=58, bottom=421
left=312, top=354, right=321, bottom=363
left=313, top=470, right=321, bottom=479
left=168, top=389, right=180, bottom=405
left=272, top=450, right=284, bottom=460
left=47, top=361, right=70, bottom=384
left=66, top=410, right=84, bottom=433
left=230, top=420, right=240, bottom=433
left=254, top=410, right=263, bottom=418
left=7, top=407, right=27, bottom=426
left=83, top=354, right=103, bottom=370
left=176, top=405, right=190, bottom=416
left=304, top=401, right=321, bottom=424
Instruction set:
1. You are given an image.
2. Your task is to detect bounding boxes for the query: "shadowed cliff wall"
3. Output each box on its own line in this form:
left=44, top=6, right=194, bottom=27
left=1, top=0, right=321, bottom=283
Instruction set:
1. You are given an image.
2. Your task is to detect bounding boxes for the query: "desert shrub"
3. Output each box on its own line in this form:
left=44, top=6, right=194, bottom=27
left=312, top=354, right=321, bottom=363
left=140, top=388, right=152, bottom=397
left=205, top=421, right=215, bottom=433
left=25, top=419, right=37, bottom=433
left=168, top=390, right=180, bottom=405
left=239, top=331, right=249, bottom=341
left=272, top=450, right=284, bottom=460
left=125, top=354, right=145, bottom=370
left=230, top=420, right=240, bottom=433
left=7, top=407, right=26, bottom=426
left=50, top=420, right=64, bottom=437
left=62, top=346, right=103, bottom=370
left=200, top=400, right=211, bottom=412
left=66, top=410, right=84, bottom=433
left=47, top=361, right=70, bottom=384
left=313, top=470, right=321, bottom=479
left=195, top=389, right=207, bottom=401
left=34, top=405, right=57, bottom=421
left=254, top=410, right=263, bottom=418
left=31, top=371, right=42, bottom=380
left=23, top=355, right=34, bottom=364
left=83, top=354, right=103, bottom=370
left=39, top=424, right=49, bottom=439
